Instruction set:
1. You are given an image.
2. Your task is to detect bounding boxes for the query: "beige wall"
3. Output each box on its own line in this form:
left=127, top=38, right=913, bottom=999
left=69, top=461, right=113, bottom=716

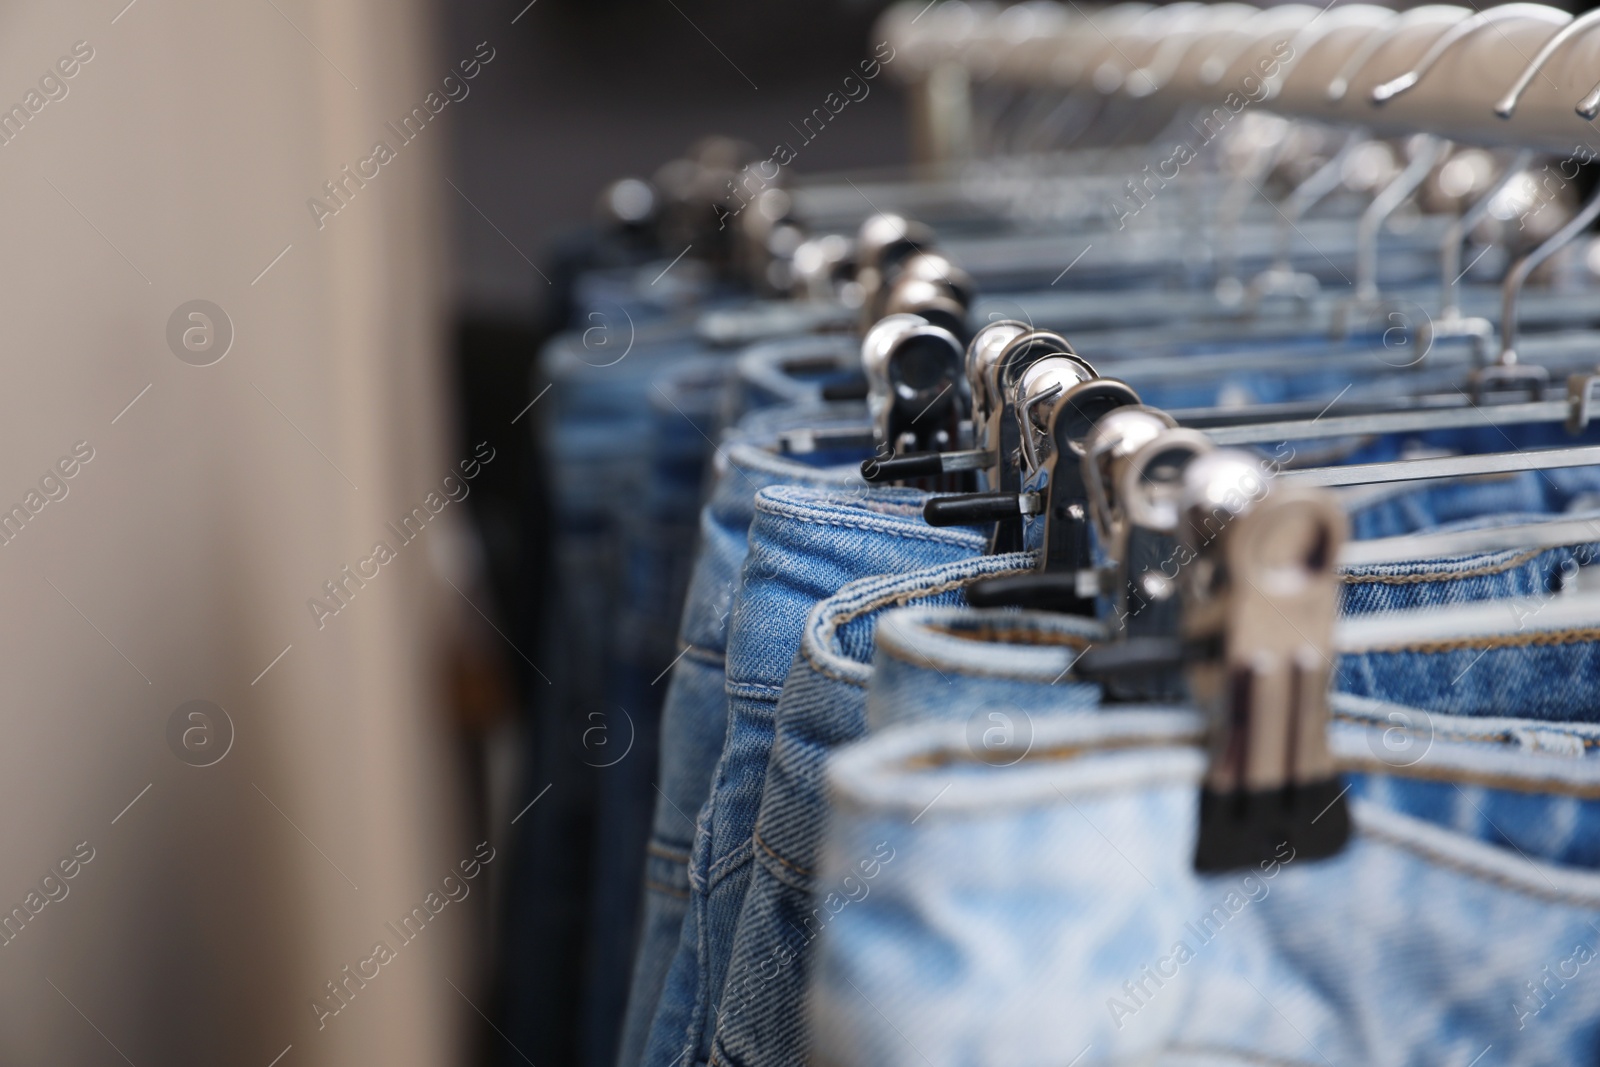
left=0, top=1, right=469, bottom=1063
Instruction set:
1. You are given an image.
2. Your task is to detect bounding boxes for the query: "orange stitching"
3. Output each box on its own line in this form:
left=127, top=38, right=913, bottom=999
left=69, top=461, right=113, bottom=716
left=1340, top=547, right=1546, bottom=586
left=1345, top=626, right=1600, bottom=654
left=799, top=565, right=1036, bottom=686
left=921, top=623, right=1095, bottom=649
left=752, top=827, right=816, bottom=878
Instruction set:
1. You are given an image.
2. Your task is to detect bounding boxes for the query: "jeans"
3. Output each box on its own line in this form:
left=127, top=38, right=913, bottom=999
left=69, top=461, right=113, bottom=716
left=711, top=552, right=1046, bottom=1067
left=810, top=704, right=1600, bottom=1067
left=734, top=334, right=860, bottom=415
left=584, top=354, right=737, bottom=1067
left=809, top=590, right=1600, bottom=1066
left=1340, top=525, right=1600, bottom=615
left=617, top=414, right=874, bottom=1067
left=641, top=484, right=995, bottom=1067
left=1342, top=469, right=1600, bottom=540
left=515, top=319, right=730, bottom=1066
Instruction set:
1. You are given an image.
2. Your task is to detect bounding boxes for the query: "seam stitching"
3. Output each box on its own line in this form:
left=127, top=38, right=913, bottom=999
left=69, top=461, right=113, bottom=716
left=751, top=827, right=817, bottom=878
left=1340, top=547, right=1546, bottom=585
left=801, top=565, right=1037, bottom=685
left=1346, top=626, right=1600, bottom=654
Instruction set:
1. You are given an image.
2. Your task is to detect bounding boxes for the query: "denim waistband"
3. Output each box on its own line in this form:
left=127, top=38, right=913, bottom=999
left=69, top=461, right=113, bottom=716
left=734, top=334, right=860, bottom=413
left=869, top=606, right=1109, bottom=732
left=729, top=485, right=993, bottom=691
left=1337, top=512, right=1600, bottom=616
left=679, top=431, right=867, bottom=657
left=810, top=704, right=1600, bottom=1066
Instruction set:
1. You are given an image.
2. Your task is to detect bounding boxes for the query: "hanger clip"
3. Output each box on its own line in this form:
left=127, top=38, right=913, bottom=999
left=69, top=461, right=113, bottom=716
left=1177, top=451, right=1351, bottom=873
left=1568, top=372, right=1600, bottom=435
left=1468, top=363, right=1550, bottom=405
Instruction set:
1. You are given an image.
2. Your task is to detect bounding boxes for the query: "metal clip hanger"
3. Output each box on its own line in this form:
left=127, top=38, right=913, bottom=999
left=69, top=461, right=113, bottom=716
left=779, top=308, right=967, bottom=461
left=920, top=350, right=1108, bottom=538
left=1494, top=7, right=1600, bottom=119
left=1324, top=5, right=1470, bottom=104
left=1486, top=150, right=1600, bottom=400
left=877, top=252, right=976, bottom=341
left=929, top=360, right=1141, bottom=596
left=1281, top=442, right=1600, bottom=488
left=859, top=317, right=1029, bottom=486
left=1083, top=417, right=1212, bottom=701
left=1246, top=129, right=1368, bottom=312
left=1414, top=148, right=1534, bottom=363
left=860, top=313, right=972, bottom=466
left=1179, top=450, right=1351, bottom=872
left=855, top=214, right=938, bottom=332
left=994, top=433, right=1353, bottom=869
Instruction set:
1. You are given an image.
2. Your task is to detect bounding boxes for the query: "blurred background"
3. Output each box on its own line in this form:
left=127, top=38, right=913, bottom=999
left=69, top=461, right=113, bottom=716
left=0, top=2, right=905, bottom=1066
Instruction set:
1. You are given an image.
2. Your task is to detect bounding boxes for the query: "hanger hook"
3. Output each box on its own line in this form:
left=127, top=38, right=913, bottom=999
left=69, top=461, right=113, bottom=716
left=1439, top=149, right=1533, bottom=320
left=1495, top=8, right=1600, bottom=118
left=1575, top=72, right=1600, bottom=119
left=1498, top=180, right=1600, bottom=368
left=1354, top=135, right=1449, bottom=306
left=1372, top=4, right=1570, bottom=105
left=1268, top=6, right=1396, bottom=100
left=1198, top=6, right=1316, bottom=87
left=1326, top=5, right=1465, bottom=103
left=1125, top=4, right=1250, bottom=97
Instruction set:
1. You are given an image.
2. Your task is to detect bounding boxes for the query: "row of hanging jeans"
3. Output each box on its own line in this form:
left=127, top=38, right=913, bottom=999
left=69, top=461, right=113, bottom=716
left=512, top=2, right=1600, bottom=1064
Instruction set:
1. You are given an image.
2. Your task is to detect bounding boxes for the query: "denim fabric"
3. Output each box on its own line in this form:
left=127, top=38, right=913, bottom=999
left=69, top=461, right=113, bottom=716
left=808, top=596, right=1600, bottom=1066
left=585, top=355, right=736, bottom=1067
left=867, top=603, right=1108, bottom=732
left=572, top=261, right=720, bottom=327
left=1336, top=593, right=1600, bottom=722
left=734, top=334, right=860, bottom=416
left=1338, top=509, right=1600, bottom=616
left=641, top=485, right=994, bottom=1067
left=617, top=422, right=874, bottom=1067
left=517, top=319, right=729, bottom=1067
left=711, top=552, right=1043, bottom=1067
left=1342, top=469, right=1600, bottom=541
left=810, top=705, right=1600, bottom=1067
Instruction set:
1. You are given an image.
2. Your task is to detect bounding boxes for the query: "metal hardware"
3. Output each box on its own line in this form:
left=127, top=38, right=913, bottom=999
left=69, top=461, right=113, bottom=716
left=1370, top=4, right=1570, bottom=105
left=1282, top=443, right=1600, bottom=487
left=1417, top=149, right=1534, bottom=365
left=1324, top=4, right=1466, bottom=103
left=1247, top=130, right=1366, bottom=312
left=860, top=448, right=996, bottom=483
left=1335, top=134, right=1448, bottom=334
left=1178, top=449, right=1351, bottom=873
left=1100, top=424, right=1215, bottom=700
left=1495, top=182, right=1600, bottom=373
left=1494, top=8, right=1600, bottom=118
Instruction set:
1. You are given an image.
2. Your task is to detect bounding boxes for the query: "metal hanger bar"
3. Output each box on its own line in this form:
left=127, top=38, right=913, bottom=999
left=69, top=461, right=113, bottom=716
left=1281, top=444, right=1600, bottom=487
left=1201, top=398, right=1569, bottom=446
left=1339, top=513, right=1600, bottom=566
left=1168, top=395, right=1477, bottom=428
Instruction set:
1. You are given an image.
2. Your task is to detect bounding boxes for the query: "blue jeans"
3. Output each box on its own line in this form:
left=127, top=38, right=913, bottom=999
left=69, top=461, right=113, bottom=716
left=640, top=484, right=996, bottom=1067
left=516, top=318, right=732, bottom=1067
left=585, top=354, right=738, bottom=1067
left=1342, top=469, right=1600, bottom=540
left=617, top=414, right=875, bottom=1067
left=733, top=334, right=860, bottom=416
left=711, top=553, right=1048, bottom=1067
left=808, top=592, right=1600, bottom=1065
